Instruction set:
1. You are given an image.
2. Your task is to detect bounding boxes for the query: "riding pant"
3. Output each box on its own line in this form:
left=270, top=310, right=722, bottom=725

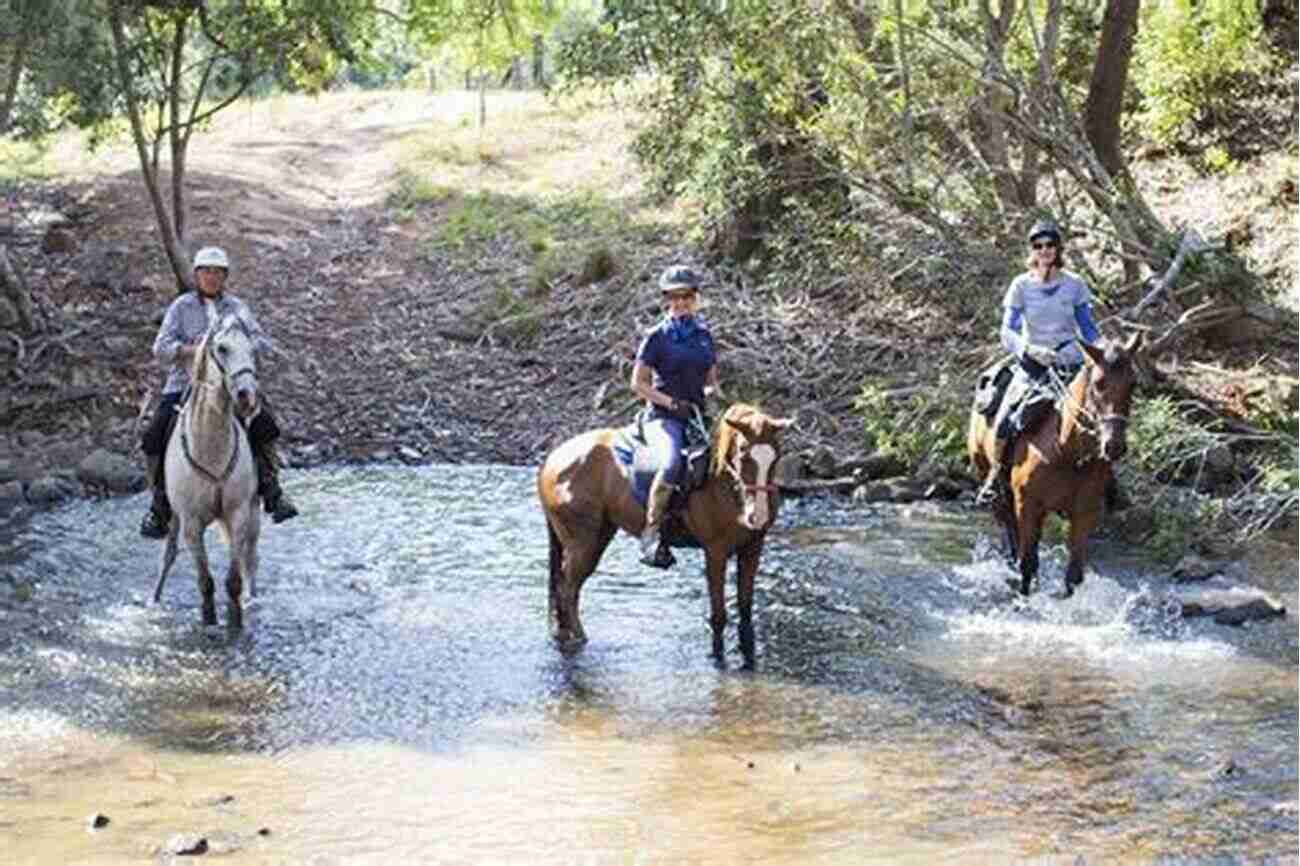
left=642, top=415, right=687, bottom=486
left=141, top=392, right=282, bottom=456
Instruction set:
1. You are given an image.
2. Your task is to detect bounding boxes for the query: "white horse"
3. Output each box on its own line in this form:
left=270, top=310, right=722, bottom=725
left=154, top=313, right=262, bottom=628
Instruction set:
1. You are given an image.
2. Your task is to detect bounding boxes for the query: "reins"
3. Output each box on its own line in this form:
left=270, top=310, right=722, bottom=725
left=178, top=316, right=253, bottom=491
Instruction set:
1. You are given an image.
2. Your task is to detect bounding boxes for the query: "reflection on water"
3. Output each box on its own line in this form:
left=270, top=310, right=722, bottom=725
left=0, top=466, right=1295, bottom=864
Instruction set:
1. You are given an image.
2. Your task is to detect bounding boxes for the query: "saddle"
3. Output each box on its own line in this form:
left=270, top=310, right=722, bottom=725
left=973, top=356, right=1016, bottom=420
left=615, top=408, right=712, bottom=511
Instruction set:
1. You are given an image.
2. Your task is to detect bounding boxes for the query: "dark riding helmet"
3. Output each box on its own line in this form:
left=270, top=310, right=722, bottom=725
left=1028, top=219, right=1062, bottom=245
left=658, top=264, right=702, bottom=293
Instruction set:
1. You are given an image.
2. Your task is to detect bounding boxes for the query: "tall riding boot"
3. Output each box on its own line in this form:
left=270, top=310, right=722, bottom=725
left=252, top=440, right=299, bottom=524
left=639, top=475, right=677, bottom=568
left=975, top=435, right=1009, bottom=506
left=139, top=453, right=171, bottom=539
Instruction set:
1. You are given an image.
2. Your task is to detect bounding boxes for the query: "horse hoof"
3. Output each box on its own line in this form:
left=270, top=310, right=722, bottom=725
left=552, top=632, right=587, bottom=654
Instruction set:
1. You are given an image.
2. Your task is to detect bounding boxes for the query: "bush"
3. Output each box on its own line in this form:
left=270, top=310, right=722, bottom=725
left=855, top=380, right=969, bottom=475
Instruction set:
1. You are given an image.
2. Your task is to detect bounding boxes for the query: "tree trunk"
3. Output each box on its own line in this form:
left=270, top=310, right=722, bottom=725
left=0, top=1, right=35, bottom=134
left=107, top=0, right=189, bottom=291
left=0, top=244, right=38, bottom=333
left=1084, top=0, right=1141, bottom=181
left=532, top=34, right=545, bottom=89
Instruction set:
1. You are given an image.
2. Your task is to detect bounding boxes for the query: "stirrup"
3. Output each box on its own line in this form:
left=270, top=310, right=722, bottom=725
left=974, top=474, right=1006, bottom=506
left=139, top=508, right=168, bottom=539
left=639, top=530, right=676, bottom=568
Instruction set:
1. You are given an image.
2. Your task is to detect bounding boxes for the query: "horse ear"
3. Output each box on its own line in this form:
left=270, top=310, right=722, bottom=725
left=1078, top=339, right=1106, bottom=367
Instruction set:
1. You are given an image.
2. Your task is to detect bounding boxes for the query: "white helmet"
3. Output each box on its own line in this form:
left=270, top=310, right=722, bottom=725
left=193, top=246, right=229, bottom=272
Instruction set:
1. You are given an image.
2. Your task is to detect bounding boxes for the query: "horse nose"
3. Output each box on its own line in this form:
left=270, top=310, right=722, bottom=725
left=1105, top=438, right=1127, bottom=461
left=236, top=386, right=258, bottom=415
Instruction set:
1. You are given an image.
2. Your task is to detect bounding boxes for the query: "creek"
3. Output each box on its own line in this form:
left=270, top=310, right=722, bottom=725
left=1, top=464, right=1295, bottom=864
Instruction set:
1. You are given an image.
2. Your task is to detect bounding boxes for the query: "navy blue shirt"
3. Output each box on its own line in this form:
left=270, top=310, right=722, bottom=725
left=636, top=316, right=716, bottom=416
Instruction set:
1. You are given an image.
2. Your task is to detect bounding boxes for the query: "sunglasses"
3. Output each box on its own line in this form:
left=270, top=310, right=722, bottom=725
left=663, top=292, right=695, bottom=302
left=1031, top=241, right=1058, bottom=250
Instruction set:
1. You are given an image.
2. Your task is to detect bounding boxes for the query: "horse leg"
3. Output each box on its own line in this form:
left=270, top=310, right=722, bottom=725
left=546, top=518, right=565, bottom=640
left=735, top=538, right=764, bottom=670
left=704, top=544, right=730, bottom=664
left=552, top=521, right=615, bottom=650
left=183, top=522, right=217, bottom=626
left=153, top=518, right=181, bottom=604
left=225, top=558, right=243, bottom=630
left=992, top=495, right=1018, bottom=565
left=1014, top=499, right=1045, bottom=597
left=1062, top=509, right=1099, bottom=598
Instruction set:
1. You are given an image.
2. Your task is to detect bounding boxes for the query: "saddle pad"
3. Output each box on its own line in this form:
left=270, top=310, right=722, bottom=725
left=611, top=426, right=657, bottom=508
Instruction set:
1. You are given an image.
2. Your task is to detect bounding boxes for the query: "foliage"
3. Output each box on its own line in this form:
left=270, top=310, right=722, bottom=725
left=854, top=380, right=968, bottom=474
left=1131, top=0, right=1272, bottom=161
left=1128, top=394, right=1223, bottom=481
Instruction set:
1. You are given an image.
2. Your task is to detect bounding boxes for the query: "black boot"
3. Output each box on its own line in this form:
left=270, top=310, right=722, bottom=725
left=253, top=439, right=298, bottom=524
left=139, top=453, right=171, bottom=539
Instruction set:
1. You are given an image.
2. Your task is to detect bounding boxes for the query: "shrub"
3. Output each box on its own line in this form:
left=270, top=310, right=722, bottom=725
left=855, top=380, right=969, bottom=475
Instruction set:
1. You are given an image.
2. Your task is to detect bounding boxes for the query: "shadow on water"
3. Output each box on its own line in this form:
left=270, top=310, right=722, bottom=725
left=0, top=465, right=1295, bottom=864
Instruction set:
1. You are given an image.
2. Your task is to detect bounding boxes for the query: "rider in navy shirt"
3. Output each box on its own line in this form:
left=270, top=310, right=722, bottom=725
left=630, top=265, right=722, bottom=567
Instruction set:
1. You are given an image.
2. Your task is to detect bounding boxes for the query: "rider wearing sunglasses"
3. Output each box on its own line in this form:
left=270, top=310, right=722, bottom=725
left=975, top=219, right=1101, bottom=506
left=138, top=246, right=299, bottom=538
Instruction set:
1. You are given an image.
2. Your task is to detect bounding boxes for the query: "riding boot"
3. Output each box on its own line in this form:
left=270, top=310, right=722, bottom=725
left=639, top=476, right=677, bottom=568
left=252, top=439, right=299, bottom=524
left=975, top=435, right=1009, bottom=506
left=139, top=453, right=171, bottom=539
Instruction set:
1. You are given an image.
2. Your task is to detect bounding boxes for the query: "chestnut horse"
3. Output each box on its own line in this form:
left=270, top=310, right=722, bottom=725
left=537, top=403, right=793, bottom=668
left=968, top=334, right=1142, bottom=597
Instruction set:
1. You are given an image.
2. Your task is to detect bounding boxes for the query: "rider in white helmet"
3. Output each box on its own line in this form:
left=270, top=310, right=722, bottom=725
left=138, top=245, right=299, bottom=537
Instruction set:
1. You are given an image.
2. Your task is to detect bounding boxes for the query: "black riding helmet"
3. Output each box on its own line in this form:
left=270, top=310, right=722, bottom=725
left=1028, top=219, right=1062, bottom=245
left=658, top=265, right=702, bottom=293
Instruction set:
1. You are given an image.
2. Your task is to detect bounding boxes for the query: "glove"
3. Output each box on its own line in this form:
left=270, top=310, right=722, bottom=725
left=1024, top=343, right=1057, bottom=366
left=665, top=399, right=692, bottom=419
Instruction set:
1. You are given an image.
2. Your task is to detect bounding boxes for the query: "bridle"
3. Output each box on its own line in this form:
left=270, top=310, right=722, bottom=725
left=1049, top=359, right=1132, bottom=463
left=724, top=443, right=779, bottom=496
left=204, top=317, right=257, bottom=392
left=179, top=316, right=256, bottom=486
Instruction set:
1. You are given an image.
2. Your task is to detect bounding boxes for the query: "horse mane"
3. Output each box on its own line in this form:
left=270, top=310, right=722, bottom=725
left=709, top=403, right=764, bottom=478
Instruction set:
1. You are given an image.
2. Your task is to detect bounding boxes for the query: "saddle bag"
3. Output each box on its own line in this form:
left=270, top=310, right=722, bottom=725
left=973, top=356, right=1015, bottom=419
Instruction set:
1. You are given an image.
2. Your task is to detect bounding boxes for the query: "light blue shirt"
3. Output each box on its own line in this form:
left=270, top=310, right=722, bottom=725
left=152, top=292, right=272, bottom=395
left=1000, top=270, right=1098, bottom=367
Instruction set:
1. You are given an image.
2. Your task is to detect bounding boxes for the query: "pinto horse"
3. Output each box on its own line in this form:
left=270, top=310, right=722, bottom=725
left=154, top=313, right=262, bottom=628
left=967, top=334, right=1142, bottom=598
left=538, top=403, right=793, bottom=667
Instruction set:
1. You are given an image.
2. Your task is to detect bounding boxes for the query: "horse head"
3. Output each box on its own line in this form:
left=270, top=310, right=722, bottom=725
left=713, top=404, right=795, bottom=531
left=1079, top=331, right=1142, bottom=462
left=195, top=314, right=260, bottom=419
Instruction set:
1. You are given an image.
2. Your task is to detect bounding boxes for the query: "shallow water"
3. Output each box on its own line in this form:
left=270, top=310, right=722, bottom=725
left=0, top=465, right=1295, bottom=864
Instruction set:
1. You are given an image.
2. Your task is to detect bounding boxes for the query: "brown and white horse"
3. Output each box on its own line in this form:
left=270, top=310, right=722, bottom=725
left=154, top=313, right=262, bottom=628
left=537, top=403, right=793, bottom=668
